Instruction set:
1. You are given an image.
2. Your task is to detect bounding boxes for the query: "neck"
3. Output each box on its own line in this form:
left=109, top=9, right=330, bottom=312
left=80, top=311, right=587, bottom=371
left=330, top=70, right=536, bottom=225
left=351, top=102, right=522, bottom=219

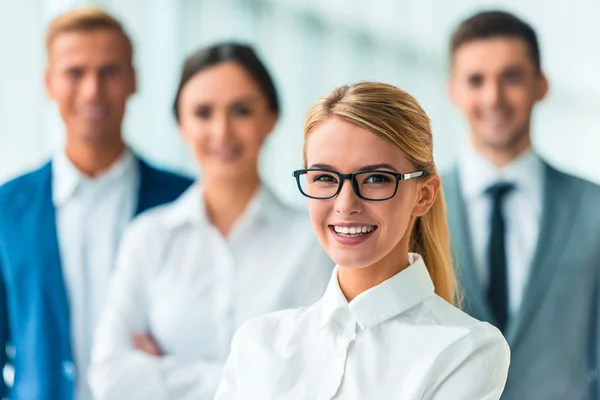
left=337, top=243, right=410, bottom=302
left=203, top=171, right=261, bottom=237
left=65, top=138, right=126, bottom=177
left=472, top=134, right=532, bottom=169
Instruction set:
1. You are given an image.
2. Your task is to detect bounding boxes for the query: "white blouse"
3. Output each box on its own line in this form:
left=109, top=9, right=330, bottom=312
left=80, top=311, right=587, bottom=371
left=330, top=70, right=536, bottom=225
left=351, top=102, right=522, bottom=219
left=215, top=254, right=510, bottom=400
left=88, top=184, right=333, bottom=400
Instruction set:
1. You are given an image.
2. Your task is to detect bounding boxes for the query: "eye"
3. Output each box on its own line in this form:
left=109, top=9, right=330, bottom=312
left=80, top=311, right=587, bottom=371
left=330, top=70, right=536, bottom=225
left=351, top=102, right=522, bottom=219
left=313, top=173, right=338, bottom=184
left=363, top=174, right=393, bottom=184
left=467, top=74, right=483, bottom=88
left=66, top=68, right=83, bottom=80
left=502, top=70, right=522, bottom=85
left=230, top=103, right=252, bottom=117
left=194, top=106, right=212, bottom=119
left=101, top=66, right=118, bottom=79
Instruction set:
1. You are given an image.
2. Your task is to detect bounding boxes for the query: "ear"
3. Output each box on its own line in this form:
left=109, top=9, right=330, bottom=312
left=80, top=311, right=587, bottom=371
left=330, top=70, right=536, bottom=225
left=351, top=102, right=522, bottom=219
left=412, top=175, right=441, bottom=217
left=263, top=111, right=278, bottom=139
left=130, top=67, right=138, bottom=96
left=535, top=72, right=549, bottom=102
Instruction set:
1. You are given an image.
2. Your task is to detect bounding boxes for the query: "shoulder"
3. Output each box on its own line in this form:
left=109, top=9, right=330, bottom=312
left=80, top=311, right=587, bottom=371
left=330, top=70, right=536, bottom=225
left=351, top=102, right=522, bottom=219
left=122, top=187, right=194, bottom=250
left=138, top=158, right=194, bottom=191
left=266, top=188, right=310, bottom=224
left=418, top=296, right=506, bottom=345
left=231, top=305, right=316, bottom=351
left=439, top=167, right=461, bottom=206
left=0, top=162, right=50, bottom=211
left=262, top=188, right=317, bottom=242
left=425, top=296, right=509, bottom=352
left=440, top=166, right=458, bottom=185
left=545, top=163, right=600, bottom=215
left=545, top=162, right=600, bottom=195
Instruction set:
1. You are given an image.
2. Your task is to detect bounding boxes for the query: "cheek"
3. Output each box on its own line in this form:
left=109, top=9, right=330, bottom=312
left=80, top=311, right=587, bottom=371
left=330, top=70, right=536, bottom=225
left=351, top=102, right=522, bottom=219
left=180, top=122, right=208, bottom=150
left=56, top=87, right=76, bottom=109
left=236, top=120, right=269, bottom=149
left=457, top=94, right=480, bottom=116
left=380, top=198, right=414, bottom=241
left=107, top=85, right=129, bottom=104
left=506, top=87, right=534, bottom=111
left=307, top=200, right=330, bottom=238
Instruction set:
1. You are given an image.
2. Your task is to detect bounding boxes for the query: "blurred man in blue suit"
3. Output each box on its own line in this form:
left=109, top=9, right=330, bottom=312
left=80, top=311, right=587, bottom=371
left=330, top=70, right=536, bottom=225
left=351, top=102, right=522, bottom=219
left=444, top=10, right=600, bottom=399
left=0, top=6, right=192, bottom=399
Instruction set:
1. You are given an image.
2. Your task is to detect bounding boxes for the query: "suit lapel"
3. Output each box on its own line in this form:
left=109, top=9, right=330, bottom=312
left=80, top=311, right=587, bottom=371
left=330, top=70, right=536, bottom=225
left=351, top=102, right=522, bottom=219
left=25, top=163, right=72, bottom=353
left=506, top=164, right=579, bottom=346
left=134, top=158, right=151, bottom=215
left=444, top=169, right=495, bottom=323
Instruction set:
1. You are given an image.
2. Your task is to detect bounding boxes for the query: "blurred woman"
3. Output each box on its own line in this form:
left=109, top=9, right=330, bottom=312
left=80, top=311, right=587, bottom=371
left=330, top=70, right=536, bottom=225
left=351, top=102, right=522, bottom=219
left=215, top=82, right=510, bottom=399
left=88, top=43, right=333, bottom=400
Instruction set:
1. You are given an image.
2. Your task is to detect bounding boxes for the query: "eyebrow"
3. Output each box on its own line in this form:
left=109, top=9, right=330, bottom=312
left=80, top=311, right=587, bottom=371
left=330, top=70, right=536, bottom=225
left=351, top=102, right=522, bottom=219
left=465, top=64, right=525, bottom=78
left=309, top=163, right=399, bottom=172
left=501, top=65, right=525, bottom=76
left=230, top=95, right=259, bottom=104
left=192, top=94, right=259, bottom=107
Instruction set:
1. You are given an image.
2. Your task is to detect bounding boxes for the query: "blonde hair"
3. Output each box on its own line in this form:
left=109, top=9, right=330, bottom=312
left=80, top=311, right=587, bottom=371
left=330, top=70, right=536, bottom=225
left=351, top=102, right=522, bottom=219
left=303, top=82, right=457, bottom=304
left=45, top=5, right=133, bottom=61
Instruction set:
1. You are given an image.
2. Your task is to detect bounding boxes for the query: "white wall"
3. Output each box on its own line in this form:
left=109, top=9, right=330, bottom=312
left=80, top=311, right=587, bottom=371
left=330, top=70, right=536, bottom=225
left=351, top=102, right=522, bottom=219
left=1, top=0, right=598, bottom=207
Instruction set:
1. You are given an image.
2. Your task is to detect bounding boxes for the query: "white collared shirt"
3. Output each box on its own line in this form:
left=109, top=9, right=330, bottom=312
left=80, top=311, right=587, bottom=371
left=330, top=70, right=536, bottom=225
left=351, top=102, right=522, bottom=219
left=88, top=184, right=334, bottom=400
left=458, top=144, right=544, bottom=316
left=53, top=149, right=139, bottom=400
left=215, top=253, right=510, bottom=400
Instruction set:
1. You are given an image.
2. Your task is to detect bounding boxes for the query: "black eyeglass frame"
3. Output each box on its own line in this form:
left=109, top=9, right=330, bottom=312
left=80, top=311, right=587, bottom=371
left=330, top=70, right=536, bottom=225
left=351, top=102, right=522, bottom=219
left=292, top=168, right=427, bottom=201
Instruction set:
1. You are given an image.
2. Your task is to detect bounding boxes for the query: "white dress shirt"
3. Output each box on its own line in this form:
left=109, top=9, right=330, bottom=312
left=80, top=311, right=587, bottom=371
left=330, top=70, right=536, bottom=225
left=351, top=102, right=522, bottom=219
left=458, top=144, right=544, bottom=316
left=88, top=183, right=334, bottom=400
left=215, top=253, right=510, bottom=400
left=53, top=149, right=139, bottom=400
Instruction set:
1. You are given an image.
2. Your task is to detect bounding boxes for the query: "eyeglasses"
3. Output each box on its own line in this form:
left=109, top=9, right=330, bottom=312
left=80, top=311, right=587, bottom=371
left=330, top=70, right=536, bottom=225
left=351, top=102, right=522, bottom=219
left=292, top=168, right=426, bottom=201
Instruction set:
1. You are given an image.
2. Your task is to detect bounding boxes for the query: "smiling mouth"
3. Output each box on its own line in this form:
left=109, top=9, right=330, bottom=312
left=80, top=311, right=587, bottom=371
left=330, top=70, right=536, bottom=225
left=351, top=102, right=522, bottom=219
left=210, top=147, right=243, bottom=161
left=329, top=225, right=378, bottom=238
left=80, top=109, right=108, bottom=122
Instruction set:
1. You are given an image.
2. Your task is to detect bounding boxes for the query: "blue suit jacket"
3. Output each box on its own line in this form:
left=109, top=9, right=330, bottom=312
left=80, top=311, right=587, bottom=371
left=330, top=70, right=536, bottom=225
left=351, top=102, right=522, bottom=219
left=0, top=158, right=192, bottom=400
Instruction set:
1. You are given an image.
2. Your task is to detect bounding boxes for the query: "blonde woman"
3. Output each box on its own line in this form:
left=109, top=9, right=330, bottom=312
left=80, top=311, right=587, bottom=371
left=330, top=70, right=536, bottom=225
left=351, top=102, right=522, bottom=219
left=215, top=82, right=510, bottom=399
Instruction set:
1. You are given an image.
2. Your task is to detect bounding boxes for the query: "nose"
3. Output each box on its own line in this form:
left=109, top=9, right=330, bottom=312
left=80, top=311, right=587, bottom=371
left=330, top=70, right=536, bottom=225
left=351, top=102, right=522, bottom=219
left=482, top=79, right=504, bottom=107
left=334, top=179, right=363, bottom=216
left=80, top=73, right=102, bottom=102
left=211, top=111, right=233, bottom=143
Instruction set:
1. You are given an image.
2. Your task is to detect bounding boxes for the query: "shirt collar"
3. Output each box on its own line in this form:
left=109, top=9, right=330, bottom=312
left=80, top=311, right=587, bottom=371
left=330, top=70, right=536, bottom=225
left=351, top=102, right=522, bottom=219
left=458, top=142, right=545, bottom=201
left=163, top=183, right=288, bottom=231
left=52, top=148, right=137, bottom=207
left=319, top=253, right=435, bottom=330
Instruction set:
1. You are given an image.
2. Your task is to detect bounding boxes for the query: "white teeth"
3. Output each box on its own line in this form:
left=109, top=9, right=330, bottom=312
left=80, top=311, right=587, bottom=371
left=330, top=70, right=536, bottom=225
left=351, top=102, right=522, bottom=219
left=333, top=225, right=375, bottom=237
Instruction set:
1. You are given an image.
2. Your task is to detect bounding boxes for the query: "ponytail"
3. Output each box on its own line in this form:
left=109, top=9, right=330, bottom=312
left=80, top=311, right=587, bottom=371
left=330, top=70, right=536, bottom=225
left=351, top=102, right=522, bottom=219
left=411, top=188, right=458, bottom=305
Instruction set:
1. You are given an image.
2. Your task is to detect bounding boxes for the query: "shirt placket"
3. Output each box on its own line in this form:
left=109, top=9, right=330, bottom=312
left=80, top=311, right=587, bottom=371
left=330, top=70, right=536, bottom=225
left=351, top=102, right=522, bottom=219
left=324, top=312, right=357, bottom=399
left=211, top=230, right=237, bottom=357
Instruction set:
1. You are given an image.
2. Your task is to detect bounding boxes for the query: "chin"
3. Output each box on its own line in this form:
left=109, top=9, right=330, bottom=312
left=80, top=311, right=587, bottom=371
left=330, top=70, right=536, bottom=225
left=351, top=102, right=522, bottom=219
left=329, top=249, right=377, bottom=270
left=206, top=164, right=253, bottom=181
left=80, top=132, right=117, bottom=144
left=477, top=129, right=521, bottom=149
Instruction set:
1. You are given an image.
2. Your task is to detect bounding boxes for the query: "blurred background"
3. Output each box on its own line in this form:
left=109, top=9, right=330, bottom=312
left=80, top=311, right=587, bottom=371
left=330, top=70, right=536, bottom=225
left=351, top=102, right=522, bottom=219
left=1, top=0, right=598, bottom=207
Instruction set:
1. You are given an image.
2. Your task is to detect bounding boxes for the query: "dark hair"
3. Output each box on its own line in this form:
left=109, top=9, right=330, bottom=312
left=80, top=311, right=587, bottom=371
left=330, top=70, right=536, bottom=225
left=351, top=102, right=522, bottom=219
left=450, top=11, right=541, bottom=72
left=172, top=42, right=280, bottom=121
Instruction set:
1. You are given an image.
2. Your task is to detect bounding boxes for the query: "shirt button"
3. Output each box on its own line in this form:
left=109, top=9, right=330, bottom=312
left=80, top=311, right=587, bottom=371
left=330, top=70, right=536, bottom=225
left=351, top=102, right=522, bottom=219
left=62, top=361, right=77, bottom=381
